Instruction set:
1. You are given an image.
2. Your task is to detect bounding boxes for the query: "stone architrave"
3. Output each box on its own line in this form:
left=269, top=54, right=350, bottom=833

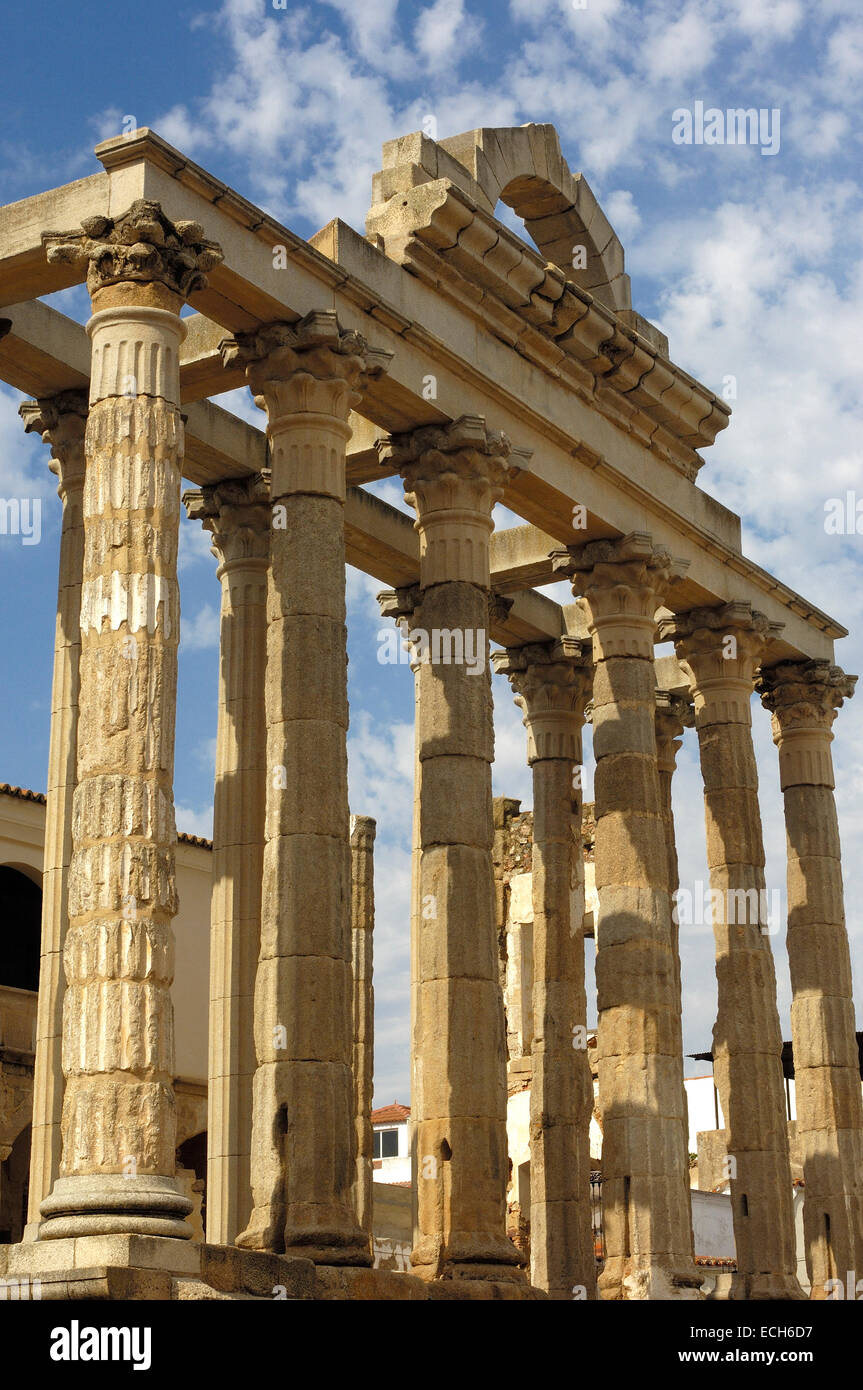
left=350, top=814, right=376, bottom=1243
left=663, top=602, right=804, bottom=1300
left=18, top=391, right=88, bottom=1236
left=182, top=474, right=271, bottom=1246
left=757, top=659, right=863, bottom=1296
left=492, top=637, right=597, bottom=1300
left=37, top=201, right=222, bottom=1240
left=551, top=533, right=700, bottom=1301
left=220, top=313, right=390, bottom=1264
left=377, top=416, right=525, bottom=1280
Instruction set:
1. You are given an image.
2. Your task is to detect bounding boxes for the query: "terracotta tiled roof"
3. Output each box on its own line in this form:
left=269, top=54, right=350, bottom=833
left=695, top=1256, right=737, bottom=1269
left=371, top=1102, right=410, bottom=1124
left=0, top=782, right=46, bottom=805
left=0, top=782, right=213, bottom=850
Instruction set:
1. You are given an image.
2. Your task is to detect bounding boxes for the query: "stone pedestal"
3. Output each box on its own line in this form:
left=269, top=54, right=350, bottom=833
left=350, top=814, right=376, bottom=1243
left=493, top=638, right=597, bottom=1300
left=377, top=417, right=525, bottom=1280
left=552, top=533, right=700, bottom=1300
left=758, top=659, right=863, bottom=1297
left=18, top=391, right=88, bottom=1238
left=664, top=602, right=804, bottom=1300
left=38, top=200, right=222, bottom=1242
left=182, top=475, right=271, bottom=1246
left=221, top=313, right=389, bottom=1263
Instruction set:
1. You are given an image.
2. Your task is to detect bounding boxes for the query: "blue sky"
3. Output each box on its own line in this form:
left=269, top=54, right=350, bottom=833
left=2, top=0, right=862, bottom=1103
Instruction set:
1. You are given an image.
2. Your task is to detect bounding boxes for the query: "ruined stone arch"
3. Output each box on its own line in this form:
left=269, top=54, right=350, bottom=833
left=437, top=124, right=630, bottom=312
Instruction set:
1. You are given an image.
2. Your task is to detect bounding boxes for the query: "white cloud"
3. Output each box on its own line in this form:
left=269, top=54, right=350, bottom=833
left=181, top=602, right=220, bottom=652
left=175, top=801, right=215, bottom=839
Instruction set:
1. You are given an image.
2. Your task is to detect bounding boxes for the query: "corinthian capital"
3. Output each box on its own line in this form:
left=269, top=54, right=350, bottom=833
left=377, top=416, right=522, bottom=587
left=493, top=637, right=592, bottom=763
left=551, top=532, right=687, bottom=660
left=20, top=390, right=88, bottom=497
left=182, top=472, right=271, bottom=570
left=757, top=659, right=856, bottom=735
left=42, top=200, right=223, bottom=301
left=220, top=312, right=391, bottom=423
left=654, top=689, right=694, bottom=773
left=660, top=601, right=784, bottom=724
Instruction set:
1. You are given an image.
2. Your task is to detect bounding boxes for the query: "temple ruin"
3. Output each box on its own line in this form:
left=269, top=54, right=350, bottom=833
left=0, top=122, right=860, bottom=1300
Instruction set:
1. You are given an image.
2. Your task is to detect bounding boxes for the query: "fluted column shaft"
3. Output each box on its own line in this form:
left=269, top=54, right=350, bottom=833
left=552, top=534, right=699, bottom=1301
left=378, top=585, right=423, bottom=1250
left=223, top=313, right=389, bottom=1262
left=666, top=603, right=803, bottom=1300
left=494, top=639, right=596, bottom=1299
left=39, top=200, right=222, bottom=1239
left=350, top=815, right=376, bottom=1242
left=378, top=417, right=524, bottom=1279
left=183, top=475, right=270, bottom=1245
left=19, top=392, right=88, bottom=1235
left=654, top=689, right=696, bottom=1260
left=758, top=659, right=863, bottom=1296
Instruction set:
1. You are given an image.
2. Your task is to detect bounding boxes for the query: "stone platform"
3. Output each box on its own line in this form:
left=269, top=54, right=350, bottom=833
left=0, top=1236, right=545, bottom=1300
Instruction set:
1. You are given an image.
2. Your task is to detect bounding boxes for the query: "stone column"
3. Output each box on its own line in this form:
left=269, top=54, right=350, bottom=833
left=663, top=602, right=803, bottom=1300
left=493, top=637, right=596, bottom=1300
left=350, top=814, right=375, bottom=1244
left=551, top=533, right=699, bottom=1300
left=38, top=200, right=222, bottom=1240
left=757, top=659, right=863, bottom=1295
left=182, top=474, right=270, bottom=1246
left=221, top=313, right=389, bottom=1263
left=378, top=584, right=423, bottom=1251
left=377, top=417, right=524, bottom=1280
left=18, top=391, right=88, bottom=1237
left=654, top=688, right=696, bottom=1255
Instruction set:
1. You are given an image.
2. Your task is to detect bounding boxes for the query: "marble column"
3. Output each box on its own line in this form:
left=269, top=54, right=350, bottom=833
left=38, top=200, right=222, bottom=1239
left=182, top=474, right=270, bottom=1246
left=221, top=313, right=389, bottom=1263
left=377, top=416, right=524, bottom=1280
left=551, top=533, right=700, bottom=1300
left=19, top=391, right=88, bottom=1238
left=757, top=658, right=863, bottom=1295
left=493, top=637, right=597, bottom=1300
left=663, top=602, right=803, bottom=1299
left=350, top=814, right=376, bottom=1244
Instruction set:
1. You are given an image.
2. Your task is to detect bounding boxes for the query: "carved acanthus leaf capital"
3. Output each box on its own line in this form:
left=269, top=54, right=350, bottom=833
left=493, top=636, right=592, bottom=763
left=757, top=659, right=856, bottom=736
left=377, top=415, right=518, bottom=514
left=220, top=312, right=391, bottom=422
left=654, top=689, right=695, bottom=771
left=43, top=201, right=223, bottom=300
left=660, top=601, right=784, bottom=714
left=551, top=533, right=687, bottom=659
left=182, top=471, right=271, bottom=570
left=20, top=390, right=88, bottom=495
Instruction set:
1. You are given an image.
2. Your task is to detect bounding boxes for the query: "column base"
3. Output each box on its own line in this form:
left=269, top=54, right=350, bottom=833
left=38, top=1174, right=193, bottom=1241
left=600, top=1256, right=704, bottom=1301
left=728, top=1272, right=807, bottom=1300
left=236, top=1208, right=373, bottom=1266
left=411, top=1232, right=527, bottom=1281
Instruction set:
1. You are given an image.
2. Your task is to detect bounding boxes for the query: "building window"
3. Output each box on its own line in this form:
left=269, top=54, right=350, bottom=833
left=373, top=1128, right=399, bottom=1159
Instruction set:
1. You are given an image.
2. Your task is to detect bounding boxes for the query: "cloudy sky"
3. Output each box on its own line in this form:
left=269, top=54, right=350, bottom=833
left=1, top=0, right=862, bottom=1104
